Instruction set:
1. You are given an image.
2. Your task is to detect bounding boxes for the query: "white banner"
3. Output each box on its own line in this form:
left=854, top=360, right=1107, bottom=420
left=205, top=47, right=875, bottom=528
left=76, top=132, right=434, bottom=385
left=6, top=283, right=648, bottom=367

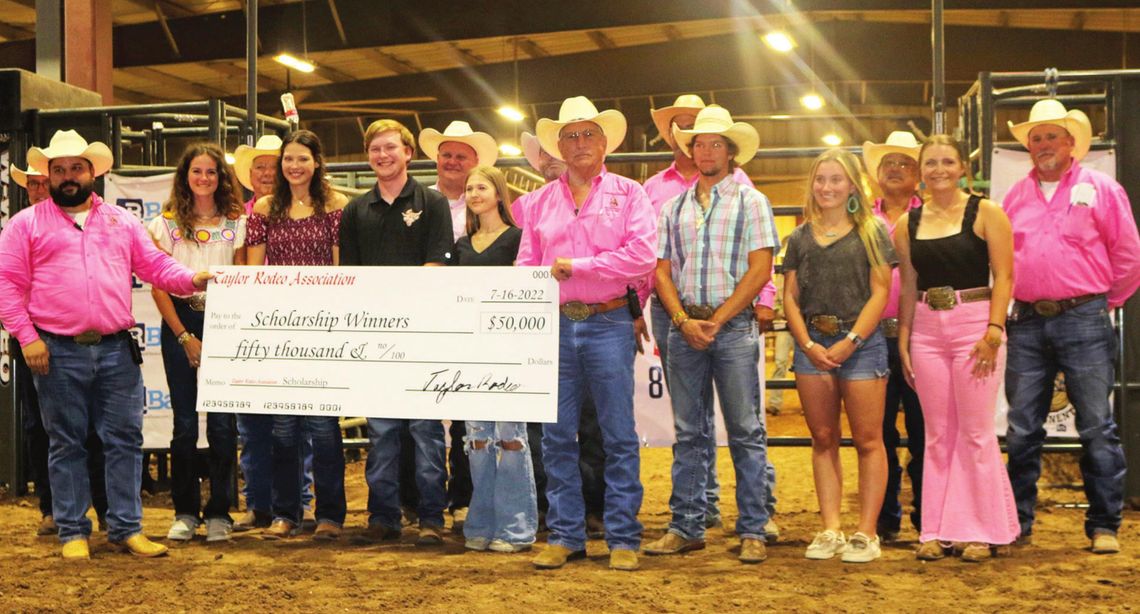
left=198, top=266, right=560, bottom=422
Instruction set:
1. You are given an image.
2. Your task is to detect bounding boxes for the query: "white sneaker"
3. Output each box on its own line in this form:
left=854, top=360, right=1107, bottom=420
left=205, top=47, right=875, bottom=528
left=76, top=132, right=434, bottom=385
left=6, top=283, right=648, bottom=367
left=205, top=518, right=233, bottom=543
left=488, top=539, right=532, bottom=553
left=805, top=530, right=846, bottom=560
left=465, top=537, right=491, bottom=551
left=167, top=515, right=200, bottom=541
left=841, top=531, right=882, bottom=563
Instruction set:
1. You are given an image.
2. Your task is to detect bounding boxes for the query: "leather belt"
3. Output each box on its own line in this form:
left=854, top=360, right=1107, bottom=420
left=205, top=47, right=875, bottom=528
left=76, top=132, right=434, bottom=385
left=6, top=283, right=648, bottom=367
left=172, top=294, right=207, bottom=312
left=1013, top=293, right=1104, bottom=319
left=881, top=317, right=900, bottom=338
left=36, top=328, right=133, bottom=347
left=682, top=303, right=717, bottom=321
left=808, top=315, right=857, bottom=336
left=919, top=286, right=992, bottom=311
left=560, top=297, right=628, bottom=321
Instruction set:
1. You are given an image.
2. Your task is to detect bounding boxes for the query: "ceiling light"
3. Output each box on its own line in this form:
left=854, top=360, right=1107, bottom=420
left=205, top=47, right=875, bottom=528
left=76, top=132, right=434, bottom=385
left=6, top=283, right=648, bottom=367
left=274, top=53, right=315, bottom=73
left=762, top=32, right=796, bottom=53
left=800, top=94, right=824, bottom=110
left=769, top=114, right=792, bottom=120
left=499, top=143, right=522, bottom=156
left=497, top=106, right=525, bottom=122
left=821, top=133, right=843, bottom=146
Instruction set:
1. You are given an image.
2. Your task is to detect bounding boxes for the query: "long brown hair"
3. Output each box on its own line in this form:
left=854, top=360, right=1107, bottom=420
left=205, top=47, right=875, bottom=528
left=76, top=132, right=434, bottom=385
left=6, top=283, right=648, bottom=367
left=803, top=148, right=890, bottom=281
left=268, top=130, right=334, bottom=223
left=464, top=166, right=516, bottom=236
left=917, top=134, right=977, bottom=199
left=164, top=142, right=243, bottom=242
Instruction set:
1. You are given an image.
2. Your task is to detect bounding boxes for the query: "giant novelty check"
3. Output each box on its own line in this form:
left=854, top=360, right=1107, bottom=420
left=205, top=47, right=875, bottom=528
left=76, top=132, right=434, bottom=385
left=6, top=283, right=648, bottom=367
left=196, top=266, right=559, bottom=422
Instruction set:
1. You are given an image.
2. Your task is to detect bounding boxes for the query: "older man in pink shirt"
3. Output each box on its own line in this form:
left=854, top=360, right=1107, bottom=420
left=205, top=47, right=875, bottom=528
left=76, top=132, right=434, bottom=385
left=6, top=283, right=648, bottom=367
left=0, top=130, right=209, bottom=561
left=1002, top=100, right=1140, bottom=555
left=518, top=96, right=656, bottom=572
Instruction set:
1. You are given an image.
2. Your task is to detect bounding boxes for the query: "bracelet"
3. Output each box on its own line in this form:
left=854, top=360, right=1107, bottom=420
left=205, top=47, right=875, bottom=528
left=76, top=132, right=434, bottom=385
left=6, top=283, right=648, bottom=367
left=803, top=340, right=816, bottom=351
left=987, top=322, right=1005, bottom=332
left=672, top=311, right=690, bottom=327
left=177, top=331, right=195, bottom=346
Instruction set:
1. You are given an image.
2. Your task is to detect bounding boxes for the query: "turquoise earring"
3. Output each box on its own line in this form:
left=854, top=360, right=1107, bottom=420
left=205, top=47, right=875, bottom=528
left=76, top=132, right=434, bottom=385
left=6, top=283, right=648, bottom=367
left=846, top=193, right=860, bottom=214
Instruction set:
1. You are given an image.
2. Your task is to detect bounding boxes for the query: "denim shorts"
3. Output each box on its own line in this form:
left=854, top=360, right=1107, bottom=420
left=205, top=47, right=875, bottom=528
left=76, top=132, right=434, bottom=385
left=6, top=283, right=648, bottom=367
left=792, top=327, right=889, bottom=381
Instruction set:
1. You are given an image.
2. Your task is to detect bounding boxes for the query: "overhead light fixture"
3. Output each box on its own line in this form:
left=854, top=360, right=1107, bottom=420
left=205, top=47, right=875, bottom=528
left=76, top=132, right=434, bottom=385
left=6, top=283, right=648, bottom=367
left=800, top=94, right=824, bottom=110
left=769, top=114, right=792, bottom=120
left=821, top=133, right=843, bottom=146
left=224, top=153, right=236, bottom=165
left=275, top=53, right=315, bottom=73
left=497, top=105, right=525, bottom=122
left=762, top=31, right=796, bottom=53
left=499, top=143, right=522, bottom=156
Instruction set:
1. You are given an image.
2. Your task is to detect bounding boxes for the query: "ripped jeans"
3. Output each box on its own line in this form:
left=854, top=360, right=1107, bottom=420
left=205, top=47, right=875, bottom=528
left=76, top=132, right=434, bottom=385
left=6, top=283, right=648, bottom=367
left=464, top=421, right=538, bottom=546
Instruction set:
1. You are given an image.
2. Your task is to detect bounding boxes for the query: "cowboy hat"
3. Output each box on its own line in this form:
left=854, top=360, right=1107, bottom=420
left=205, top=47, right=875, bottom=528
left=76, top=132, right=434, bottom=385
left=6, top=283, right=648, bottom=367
left=27, top=130, right=114, bottom=177
left=672, top=105, right=759, bottom=166
left=233, top=134, right=284, bottom=191
left=536, top=96, right=627, bottom=162
left=419, top=121, right=499, bottom=167
left=862, top=131, right=922, bottom=175
left=1007, top=99, right=1092, bottom=161
left=10, top=165, right=42, bottom=188
left=521, top=132, right=544, bottom=172
left=651, top=94, right=707, bottom=147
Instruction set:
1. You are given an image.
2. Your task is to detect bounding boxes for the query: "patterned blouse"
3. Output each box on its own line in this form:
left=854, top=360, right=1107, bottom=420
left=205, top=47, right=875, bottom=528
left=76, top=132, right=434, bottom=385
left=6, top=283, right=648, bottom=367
left=246, top=210, right=342, bottom=266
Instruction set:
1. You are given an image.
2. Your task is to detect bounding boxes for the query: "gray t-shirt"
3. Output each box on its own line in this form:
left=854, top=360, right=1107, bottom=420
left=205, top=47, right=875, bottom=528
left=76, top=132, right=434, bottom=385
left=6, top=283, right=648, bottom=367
left=782, top=220, right=897, bottom=321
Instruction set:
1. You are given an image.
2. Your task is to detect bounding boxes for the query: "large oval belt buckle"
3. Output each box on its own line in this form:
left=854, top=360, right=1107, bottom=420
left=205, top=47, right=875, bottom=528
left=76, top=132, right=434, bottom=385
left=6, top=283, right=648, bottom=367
left=809, top=315, right=840, bottom=336
left=926, top=286, right=958, bottom=311
left=188, top=294, right=207, bottom=311
left=561, top=301, right=591, bottom=321
left=686, top=304, right=715, bottom=320
left=75, top=330, right=102, bottom=345
left=1032, top=300, right=1062, bottom=318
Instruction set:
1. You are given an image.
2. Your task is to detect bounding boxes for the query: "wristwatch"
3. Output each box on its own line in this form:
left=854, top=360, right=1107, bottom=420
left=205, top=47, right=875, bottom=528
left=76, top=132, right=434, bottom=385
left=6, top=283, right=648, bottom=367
left=177, top=331, right=194, bottom=346
left=846, top=331, right=865, bottom=348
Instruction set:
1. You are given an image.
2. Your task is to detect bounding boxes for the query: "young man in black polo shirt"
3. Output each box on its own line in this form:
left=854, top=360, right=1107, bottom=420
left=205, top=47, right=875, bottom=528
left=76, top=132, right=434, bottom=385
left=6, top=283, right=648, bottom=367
left=339, top=119, right=453, bottom=544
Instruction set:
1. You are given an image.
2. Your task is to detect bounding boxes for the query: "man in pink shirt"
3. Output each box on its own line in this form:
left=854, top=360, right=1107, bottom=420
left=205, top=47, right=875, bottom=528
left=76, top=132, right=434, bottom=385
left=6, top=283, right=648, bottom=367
left=421, top=120, right=498, bottom=243
left=643, top=94, right=778, bottom=539
left=519, top=96, right=656, bottom=572
left=233, top=134, right=282, bottom=215
left=0, top=130, right=210, bottom=561
left=862, top=131, right=926, bottom=542
left=1003, top=100, right=1140, bottom=554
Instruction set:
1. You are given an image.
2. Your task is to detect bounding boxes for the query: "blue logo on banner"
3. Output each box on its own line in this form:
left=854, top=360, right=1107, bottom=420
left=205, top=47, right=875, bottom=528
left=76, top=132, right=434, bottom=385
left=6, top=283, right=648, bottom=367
left=116, top=198, right=161, bottom=222
left=130, top=323, right=161, bottom=351
left=146, top=387, right=171, bottom=410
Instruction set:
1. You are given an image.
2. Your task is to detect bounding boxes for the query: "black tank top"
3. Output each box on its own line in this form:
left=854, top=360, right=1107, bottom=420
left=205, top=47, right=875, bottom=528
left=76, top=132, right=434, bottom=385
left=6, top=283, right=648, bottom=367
left=909, top=194, right=990, bottom=290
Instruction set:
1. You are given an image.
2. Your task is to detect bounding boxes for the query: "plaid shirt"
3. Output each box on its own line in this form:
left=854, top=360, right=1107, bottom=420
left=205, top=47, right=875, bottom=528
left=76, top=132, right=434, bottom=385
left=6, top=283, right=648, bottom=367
left=657, top=174, right=780, bottom=307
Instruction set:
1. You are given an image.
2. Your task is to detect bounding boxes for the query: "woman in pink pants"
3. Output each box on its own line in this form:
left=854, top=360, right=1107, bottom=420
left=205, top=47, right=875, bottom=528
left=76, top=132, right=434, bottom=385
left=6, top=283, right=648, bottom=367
left=894, top=135, right=1020, bottom=562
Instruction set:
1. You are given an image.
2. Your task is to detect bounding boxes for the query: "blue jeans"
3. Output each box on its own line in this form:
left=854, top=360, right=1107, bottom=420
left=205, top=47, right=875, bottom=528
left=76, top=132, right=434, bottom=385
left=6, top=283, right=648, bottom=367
left=650, top=298, right=720, bottom=517
left=240, top=415, right=313, bottom=513
left=161, top=306, right=236, bottom=521
left=545, top=309, right=643, bottom=552
left=879, top=336, right=924, bottom=534
left=1005, top=297, right=1125, bottom=538
left=366, top=418, right=447, bottom=529
left=464, top=421, right=538, bottom=545
left=271, top=415, right=345, bottom=526
left=665, top=315, right=770, bottom=540
left=33, top=334, right=144, bottom=543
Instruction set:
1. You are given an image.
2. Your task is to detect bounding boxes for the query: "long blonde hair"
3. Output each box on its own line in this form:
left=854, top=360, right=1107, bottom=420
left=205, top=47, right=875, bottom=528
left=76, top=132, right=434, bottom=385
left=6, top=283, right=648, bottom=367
left=803, top=148, right=890, bottom=281
left=464, top=166, right=516, bottom=236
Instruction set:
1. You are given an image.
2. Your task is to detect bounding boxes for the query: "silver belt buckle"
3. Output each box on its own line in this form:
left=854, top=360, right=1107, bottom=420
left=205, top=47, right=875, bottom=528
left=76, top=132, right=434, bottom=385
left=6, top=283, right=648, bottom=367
left=188, top=294, right=207, bottom=311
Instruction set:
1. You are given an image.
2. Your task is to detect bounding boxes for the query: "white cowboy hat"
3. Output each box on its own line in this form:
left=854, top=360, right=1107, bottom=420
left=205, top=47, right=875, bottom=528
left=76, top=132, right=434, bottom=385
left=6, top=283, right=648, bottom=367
left=27, top=129, right=114, bottom=177
left=233, top=134, right=284, bottom=191
left=536, top=96, right=627, bottom=162
left=521, top=132, right=544, bottom=172
left=651, top=94, right=707, bottom=147
left=419, top=121, right=499, bottom=167
left=862, top=131, right=922, bottom=175
left=1007, top=99, right=1092, bottom=161
left=672, top=105, right=759, bottom=166
left=10, top=165, right=42, bottom=188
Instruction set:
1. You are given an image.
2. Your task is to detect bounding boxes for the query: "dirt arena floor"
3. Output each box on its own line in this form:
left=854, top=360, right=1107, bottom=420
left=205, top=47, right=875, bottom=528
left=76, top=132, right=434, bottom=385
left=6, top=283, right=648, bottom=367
left=0, top=402, right=1137, bottom=613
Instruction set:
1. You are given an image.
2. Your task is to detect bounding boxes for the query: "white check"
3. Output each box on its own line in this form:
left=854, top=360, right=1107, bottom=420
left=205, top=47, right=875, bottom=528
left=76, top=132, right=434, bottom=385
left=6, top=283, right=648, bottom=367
left=196, top=266, right=559, bottom=422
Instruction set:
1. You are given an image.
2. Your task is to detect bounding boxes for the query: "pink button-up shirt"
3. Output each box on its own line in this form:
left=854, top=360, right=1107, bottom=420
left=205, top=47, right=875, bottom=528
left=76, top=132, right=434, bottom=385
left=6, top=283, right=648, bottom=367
left=516, top=168, right=657, bottom=305
left=1003, top=161, right=1140, bottom=309
left=0, top=195, right=198, bottom=347
left=644, top=162, right=777, bottom=307
left=874, top=194, right=923, bottom=319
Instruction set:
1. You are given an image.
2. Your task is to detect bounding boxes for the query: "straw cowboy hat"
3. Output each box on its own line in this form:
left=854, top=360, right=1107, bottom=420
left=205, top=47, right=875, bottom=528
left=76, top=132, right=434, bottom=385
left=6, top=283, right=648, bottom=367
left=536, top=96, right=627, bottom=162
left=10, top=165, right=42, bottom=188
left=672, top=105, right=759, bottom=166
left=27, top=129, right=114, bottom=177
left=520, top=132, right=545, bottom=172
left=651, top=94, right=707, bottom=147
left=233, top=134, right=284, bottom=191
left=862, top=131, right=922, bottom=175
left=419, top=121, right=499, bottom=166
left=1008, top=99, right=1092, bottom=161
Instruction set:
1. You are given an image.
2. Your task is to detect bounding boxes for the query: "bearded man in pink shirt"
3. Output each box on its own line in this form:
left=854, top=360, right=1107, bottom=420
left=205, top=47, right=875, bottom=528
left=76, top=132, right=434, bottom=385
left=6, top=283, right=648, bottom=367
left=1003, top=100, right=1140, bottom=555
left=0, top=130, right=211, bottom=561
left=519, top=96, right=657, bottom=572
